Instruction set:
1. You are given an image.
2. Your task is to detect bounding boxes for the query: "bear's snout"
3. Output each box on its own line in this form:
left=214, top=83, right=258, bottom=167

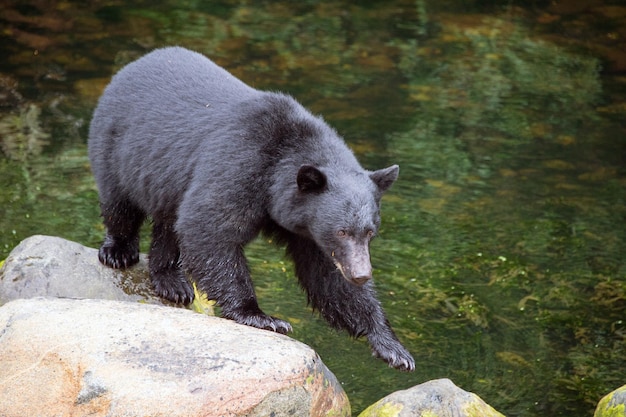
left=334, top=258, right=372, bottom=285
left=347, top=256, right=372, bottom=286
left=332, top=239, right=372, bottom=286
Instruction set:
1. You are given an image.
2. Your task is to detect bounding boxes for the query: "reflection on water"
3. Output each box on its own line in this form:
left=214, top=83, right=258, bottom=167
left=1, top=1, right=625, bottom=415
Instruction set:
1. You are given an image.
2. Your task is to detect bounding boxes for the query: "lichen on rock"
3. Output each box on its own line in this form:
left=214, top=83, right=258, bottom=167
left=594, top=385, right=626, bottom=417
left=358, top=378, right=505, bottom=417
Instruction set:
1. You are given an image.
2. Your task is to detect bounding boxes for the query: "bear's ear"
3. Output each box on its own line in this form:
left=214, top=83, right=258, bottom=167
left=370, top=165, right=399, bottom=192
left=297, top=165, right=327, bottom=193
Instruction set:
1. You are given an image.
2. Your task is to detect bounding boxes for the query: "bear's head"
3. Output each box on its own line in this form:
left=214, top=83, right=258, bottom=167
left=278, top=163, right=399, bottom=286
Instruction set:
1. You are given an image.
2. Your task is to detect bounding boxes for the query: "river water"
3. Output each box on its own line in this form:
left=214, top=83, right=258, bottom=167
left=1, top=1, right=625, bottom=415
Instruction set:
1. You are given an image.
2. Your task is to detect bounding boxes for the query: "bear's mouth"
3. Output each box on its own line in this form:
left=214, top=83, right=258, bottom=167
left=333, top=260, right=369, bottom=286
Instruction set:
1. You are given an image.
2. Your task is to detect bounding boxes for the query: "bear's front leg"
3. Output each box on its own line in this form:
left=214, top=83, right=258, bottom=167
left=176, top=188, right=292, bottom=334
left=181, top=243, right=292, bottom=334
left=287, top=236, right=415, bottom=371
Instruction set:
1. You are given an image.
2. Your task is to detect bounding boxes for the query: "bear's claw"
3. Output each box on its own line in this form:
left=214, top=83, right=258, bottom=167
left=151, top=271, right=195, bottom=305
left=368, top=330, right=416, bottom=372
left=373, top=345, right=416, bottom=372
left=386, top=353, right=416, bottom=372
left=224, top=310, right=293, bottom=334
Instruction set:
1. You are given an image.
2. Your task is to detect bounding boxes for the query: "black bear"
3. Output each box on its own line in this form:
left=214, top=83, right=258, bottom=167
left=88, top=47, right=414, bottom=371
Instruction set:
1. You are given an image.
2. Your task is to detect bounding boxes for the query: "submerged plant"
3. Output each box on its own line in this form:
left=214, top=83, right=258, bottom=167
left=392, top=16, right=601, bottom=183
left=385, top=11, right=623, bottom=416
left=0, top=104, right=50, bottom=162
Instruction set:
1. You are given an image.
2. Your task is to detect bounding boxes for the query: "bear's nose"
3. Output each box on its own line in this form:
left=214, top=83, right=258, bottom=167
left=351, top=275, right=370, bottom=286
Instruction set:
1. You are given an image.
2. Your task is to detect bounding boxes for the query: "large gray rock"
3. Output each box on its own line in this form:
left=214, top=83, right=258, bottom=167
left=0, top=297, right=350, bottom=417
left=0, top=234, right=162, bottom=305
left=358, top=378, right=504, bottom=417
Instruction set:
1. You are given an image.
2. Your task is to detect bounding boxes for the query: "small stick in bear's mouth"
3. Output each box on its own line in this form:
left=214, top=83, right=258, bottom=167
left=333, top=260, right=347, bottom=280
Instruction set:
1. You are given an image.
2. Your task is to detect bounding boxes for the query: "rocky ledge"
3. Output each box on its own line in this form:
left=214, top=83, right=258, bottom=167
left=3, top=235, right=621, bottom=416
left=0, top=297, right=348, bottom=417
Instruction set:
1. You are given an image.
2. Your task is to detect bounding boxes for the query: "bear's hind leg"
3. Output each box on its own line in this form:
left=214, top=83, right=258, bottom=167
left=149, top=219, right=194, bottom=305
left=98, top=199, right=144, bottom=269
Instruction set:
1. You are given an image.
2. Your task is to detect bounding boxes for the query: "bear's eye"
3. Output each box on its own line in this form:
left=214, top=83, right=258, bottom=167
left=337, top=230, right=347, bottom=238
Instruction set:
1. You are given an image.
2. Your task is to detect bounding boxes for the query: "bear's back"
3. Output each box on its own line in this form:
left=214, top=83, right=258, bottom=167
left=88, top=47, right=362, bottom=217
left=96, top=47, right=256, bottom=122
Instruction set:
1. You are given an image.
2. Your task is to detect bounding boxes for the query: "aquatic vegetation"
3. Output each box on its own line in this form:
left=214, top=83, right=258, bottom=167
left=382, top=10, right=624, bottom=416
left=0, top=103, right=51, bottom=212
left=392, top=16, right=601, bottom=183
left=0, top=104, right=49, bottom=162
left=0, top=0, right=624, bottom=415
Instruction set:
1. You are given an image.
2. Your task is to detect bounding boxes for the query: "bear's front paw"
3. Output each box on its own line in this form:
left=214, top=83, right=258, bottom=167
left=374, top=346, right=415, bottom=372
left=224, top=309, right=293, bottom=334
left=98, top=235, right=139, bottom=269
left=369, top=333, right=416, bottom=372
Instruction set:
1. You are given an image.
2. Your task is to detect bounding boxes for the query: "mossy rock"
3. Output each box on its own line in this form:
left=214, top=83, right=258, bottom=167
left=595, top=385, right=626, bottom=417
left=358, top=378, right=504, bottom=417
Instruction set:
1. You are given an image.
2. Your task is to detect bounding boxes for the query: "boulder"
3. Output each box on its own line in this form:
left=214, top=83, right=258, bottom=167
left=594, top=385, right=626, bottom=417
left=0, top=297, right=350, bottom=417
left=358, top=378, right=504, bottom=417
left=0, top=234, right=161, bottom=305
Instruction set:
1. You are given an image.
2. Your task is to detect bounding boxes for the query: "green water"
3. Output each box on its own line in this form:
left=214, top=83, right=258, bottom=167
left=1, top=1, right=625, bottom=415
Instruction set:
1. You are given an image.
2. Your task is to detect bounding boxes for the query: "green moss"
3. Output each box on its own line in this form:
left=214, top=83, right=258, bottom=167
left=358, top=400, right=403, bottom=417
left=464, top=395, right=506, bottom=417
left=595, top=387, right=626, bottom=417
left=595, top=403, right=626, bottom=417
left=304, top=373, right=317, bottom=385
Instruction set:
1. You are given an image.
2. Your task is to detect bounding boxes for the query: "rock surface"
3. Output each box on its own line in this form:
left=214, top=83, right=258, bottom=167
left=0, top=234, right=161, bottom=305
left=0, top=235, right=512, bottom=417
left=0, top=297, right=350, bottom=417
left=594, top=385, right=626, bottom=417
left=358, top=378, right=504, bottom=417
